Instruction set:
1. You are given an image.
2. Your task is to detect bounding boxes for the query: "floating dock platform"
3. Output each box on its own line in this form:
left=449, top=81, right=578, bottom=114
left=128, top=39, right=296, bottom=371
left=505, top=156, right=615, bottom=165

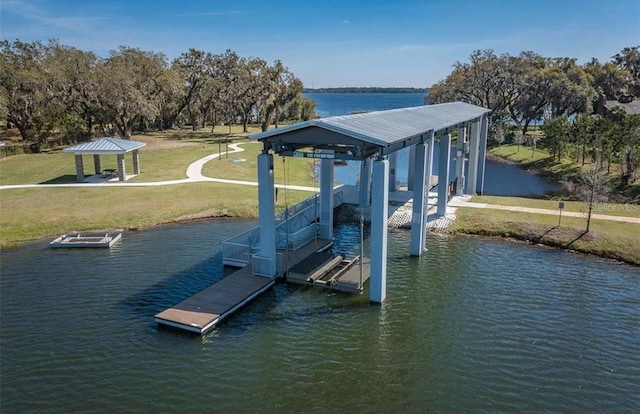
left=286, top=253, right=371, bottom=293
left=49, top=230, right=122, bottom=248
left=155, top=238, right=333, bottom=334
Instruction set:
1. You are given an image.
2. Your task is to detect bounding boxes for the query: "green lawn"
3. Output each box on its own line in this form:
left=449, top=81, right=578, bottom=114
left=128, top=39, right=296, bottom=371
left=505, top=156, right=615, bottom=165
left=490, top=144, right=583, bottom=180
left=201, top=141, right=317, bottom=186
left=452, top=207, right=640, bottom=265
left=0, top=126, right=316, bottom=248
left=0, top=184, right=311, bottom=248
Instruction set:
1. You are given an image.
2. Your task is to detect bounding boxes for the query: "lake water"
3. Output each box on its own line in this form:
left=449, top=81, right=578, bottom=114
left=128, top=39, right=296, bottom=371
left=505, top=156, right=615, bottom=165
left=1, top=220, right=638, bottom=413
left=1, top=93, right=632, bottom=412
left=303, top=92, right=426, bottom=117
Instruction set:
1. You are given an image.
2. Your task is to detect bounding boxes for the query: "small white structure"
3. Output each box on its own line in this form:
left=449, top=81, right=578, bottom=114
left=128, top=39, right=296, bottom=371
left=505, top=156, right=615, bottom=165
left=250, top=102, right=491, bottom=304
left=64, top=137, right=146, bottom=182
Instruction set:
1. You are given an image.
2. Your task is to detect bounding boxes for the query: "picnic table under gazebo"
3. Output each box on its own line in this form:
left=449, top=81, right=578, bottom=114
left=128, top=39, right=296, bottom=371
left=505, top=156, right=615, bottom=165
left=63, top=137, right=146, bottom=182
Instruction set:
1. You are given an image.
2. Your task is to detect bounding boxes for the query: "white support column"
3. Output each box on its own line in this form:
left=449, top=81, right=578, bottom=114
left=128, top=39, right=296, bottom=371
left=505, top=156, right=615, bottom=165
left=407, top=145, right=416, bottom=191
left=410, top=141, right=428, bottom=256
left=257, top=153, right=276, bottom=277
left=319, top=157, right=334, bottom=240
left=466, top=119, right=480, bottom=195
left=370, top=159, right=389, bottom=304
left=437, top=133, right=451, bottom=217
left=476, top=115, right=489, bottom=195
left=424, top=131, right=435, bottom=251
left=455, top=125, right=466, bottom=196
left=388, top=151, right=397, bottom=192
left=359, top=158, right=372, bottom=208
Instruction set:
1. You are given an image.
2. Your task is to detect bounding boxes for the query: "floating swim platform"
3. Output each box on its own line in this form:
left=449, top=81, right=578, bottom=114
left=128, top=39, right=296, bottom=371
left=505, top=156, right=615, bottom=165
left=49, top=230, right=123, bottom=248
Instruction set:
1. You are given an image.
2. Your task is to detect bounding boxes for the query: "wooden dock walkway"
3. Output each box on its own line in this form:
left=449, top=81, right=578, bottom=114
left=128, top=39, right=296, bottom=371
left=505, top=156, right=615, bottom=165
left=155, top=238, right=332, bottom=334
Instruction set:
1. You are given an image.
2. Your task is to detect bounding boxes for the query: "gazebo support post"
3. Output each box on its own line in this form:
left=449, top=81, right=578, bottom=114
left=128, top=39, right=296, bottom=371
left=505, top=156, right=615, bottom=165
left=93, top=155, right=101, bottom=175
left=132, top=149, right=140, bottom=174
left=117, top=154, right=126, bottom=181
left=74, top=154, right=85, bottom=182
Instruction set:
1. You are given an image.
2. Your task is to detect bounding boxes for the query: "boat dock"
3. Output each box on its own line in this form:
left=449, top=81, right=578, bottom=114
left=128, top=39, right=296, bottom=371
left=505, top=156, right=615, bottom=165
left=286, top=253, right=371, bottom=293
left=155, top=238, right=333, bottom=334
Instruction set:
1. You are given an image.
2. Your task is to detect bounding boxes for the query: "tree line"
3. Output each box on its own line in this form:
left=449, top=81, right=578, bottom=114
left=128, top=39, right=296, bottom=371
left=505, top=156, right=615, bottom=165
left=430, top=46, right=640, bottom=187
left=0, top=39, right=317, bottom=151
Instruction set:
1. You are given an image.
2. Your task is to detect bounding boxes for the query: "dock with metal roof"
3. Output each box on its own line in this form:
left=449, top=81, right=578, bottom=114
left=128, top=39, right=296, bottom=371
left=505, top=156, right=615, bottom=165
left=156, top=101, right=491, bottom=335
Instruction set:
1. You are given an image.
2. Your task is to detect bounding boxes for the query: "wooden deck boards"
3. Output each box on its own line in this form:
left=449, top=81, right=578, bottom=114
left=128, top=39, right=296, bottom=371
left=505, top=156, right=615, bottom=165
left=155, top=238, right=332, bottom=334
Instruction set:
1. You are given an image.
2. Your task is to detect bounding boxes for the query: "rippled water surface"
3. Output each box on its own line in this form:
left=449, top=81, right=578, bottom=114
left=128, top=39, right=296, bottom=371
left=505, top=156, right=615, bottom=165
left=1, top=220, right=639, bottom=413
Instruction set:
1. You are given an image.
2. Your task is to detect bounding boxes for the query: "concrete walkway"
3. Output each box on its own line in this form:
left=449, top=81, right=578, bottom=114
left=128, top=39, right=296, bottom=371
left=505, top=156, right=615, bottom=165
left=449, top=197, right=640, bottom=224
left=1, top=145, right=637, bottom=225
left=0, top=142, right=318, bottom=192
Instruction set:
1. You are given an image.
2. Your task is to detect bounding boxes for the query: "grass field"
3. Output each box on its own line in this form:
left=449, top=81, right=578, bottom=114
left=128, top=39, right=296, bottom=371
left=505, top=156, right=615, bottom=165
left=489, top=143, right=640, bottom=201
left=0, top=126, right=315, bottom=248
left=451, top=207, right=640, bottom=265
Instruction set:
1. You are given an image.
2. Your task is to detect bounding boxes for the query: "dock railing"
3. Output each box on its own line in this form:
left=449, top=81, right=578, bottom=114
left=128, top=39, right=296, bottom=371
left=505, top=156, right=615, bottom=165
left=223, top=188, right=344, bottom=268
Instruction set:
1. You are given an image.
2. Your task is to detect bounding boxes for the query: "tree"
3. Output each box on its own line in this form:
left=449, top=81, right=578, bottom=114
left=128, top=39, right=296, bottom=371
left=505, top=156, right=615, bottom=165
left=429, top=49, right=520, bottom=114
left=0, top=40, right=57, bottom=148
left=541, top=116, right=571, bottom=160
left=584, top=58, right=632, bottom=100
left=612, top=46, right=640, bottom=96
left=579, top=165, right=609, bottom=233
left=46, top=41, right=101, bottom=142
left=546, top=58, right=596, bottom=118
left=508, top=52, right=550, bottom=136
left=98, top=46, right=169, bottom=138
left=168, top=48, right=209, bottom=130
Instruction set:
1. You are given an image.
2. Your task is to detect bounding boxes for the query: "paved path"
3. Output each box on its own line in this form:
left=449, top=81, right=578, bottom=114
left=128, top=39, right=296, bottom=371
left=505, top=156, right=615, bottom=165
left=2, top=145, right=637, bottom=225
left=449, top=198, right=640, bottom=224
left=0, top=143, right=318, bottom=192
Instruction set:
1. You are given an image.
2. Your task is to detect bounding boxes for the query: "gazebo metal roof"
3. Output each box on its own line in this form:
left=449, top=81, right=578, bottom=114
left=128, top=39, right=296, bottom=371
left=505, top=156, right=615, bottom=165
left=63, top=137, right=146, bottom=155
left=250, top=102, right=490, bottom=159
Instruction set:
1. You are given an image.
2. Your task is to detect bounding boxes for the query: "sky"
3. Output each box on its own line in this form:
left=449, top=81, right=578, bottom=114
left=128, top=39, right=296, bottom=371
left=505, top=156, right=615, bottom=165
left=1, top=0, right=639, bottom=88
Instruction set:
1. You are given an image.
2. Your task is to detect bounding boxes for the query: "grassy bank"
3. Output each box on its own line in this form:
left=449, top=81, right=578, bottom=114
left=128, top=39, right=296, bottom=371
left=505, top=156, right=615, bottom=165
left=489, top=144, right=640, bottom=201
left=0, top=126, right=316, bottom=248
left=471, top=195, right=640, bottom=218
left=451, top=206, right=640, bottom=265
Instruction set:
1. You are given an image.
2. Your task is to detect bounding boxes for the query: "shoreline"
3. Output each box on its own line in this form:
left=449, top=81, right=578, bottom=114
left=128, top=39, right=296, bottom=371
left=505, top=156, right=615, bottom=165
left=449, top=227, right=638, bottom=267
left=6, top=206, right=637, bottom=268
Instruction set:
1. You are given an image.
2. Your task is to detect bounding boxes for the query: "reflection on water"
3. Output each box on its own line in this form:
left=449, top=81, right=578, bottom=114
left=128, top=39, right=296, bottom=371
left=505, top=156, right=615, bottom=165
left=1, top=220, right=638, bottom=413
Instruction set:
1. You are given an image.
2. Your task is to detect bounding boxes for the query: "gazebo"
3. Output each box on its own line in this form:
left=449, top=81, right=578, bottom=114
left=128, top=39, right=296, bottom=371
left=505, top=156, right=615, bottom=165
left=63, top=137, right=146, bottom=182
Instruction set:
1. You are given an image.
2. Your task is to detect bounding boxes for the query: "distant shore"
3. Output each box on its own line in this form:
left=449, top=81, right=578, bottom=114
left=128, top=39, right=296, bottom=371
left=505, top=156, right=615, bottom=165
left=303, top=87, right=429, bottom=94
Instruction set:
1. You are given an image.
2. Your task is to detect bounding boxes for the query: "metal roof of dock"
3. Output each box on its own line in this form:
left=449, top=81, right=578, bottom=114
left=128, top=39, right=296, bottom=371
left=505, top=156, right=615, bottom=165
left=63, top=137, right=146, bottom=155
left=250, top=102, right=490, bottom=159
